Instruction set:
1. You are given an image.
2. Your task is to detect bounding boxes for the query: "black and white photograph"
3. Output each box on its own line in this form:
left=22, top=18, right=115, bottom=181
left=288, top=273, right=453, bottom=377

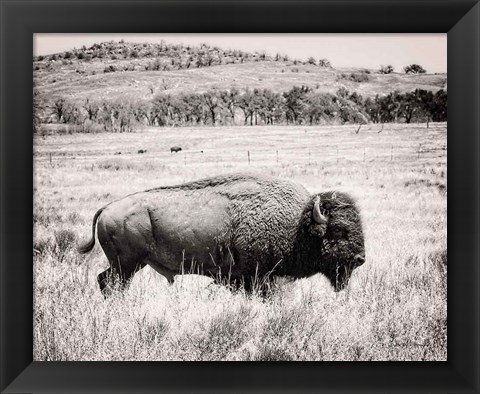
left=33, top=33, right=447, bottom=361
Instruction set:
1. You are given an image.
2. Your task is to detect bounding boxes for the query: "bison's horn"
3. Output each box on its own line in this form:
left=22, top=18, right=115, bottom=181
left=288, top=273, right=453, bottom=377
left=313, top=196, right=328, bottom=224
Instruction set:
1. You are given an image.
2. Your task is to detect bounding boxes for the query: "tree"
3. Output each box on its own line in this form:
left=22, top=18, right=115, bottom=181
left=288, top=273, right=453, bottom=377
left=83, top=99, right=99, bottom=121
left=62, top=102, right=84, bottom=125
left=283, top=86, right=310, bottom=124
left=112, top=101, right=135, bottom=132
left=152, top=94, right=176, bottom=126
left=404, top=64, right=426, bottom=74
left=307, top=57, right=316, bottom=65
left=364, top=97, right=380, bottom=123
left=136, top=102, right=157, bottom=126
left=219, top=88, right=239, bottom=125
left=415, top=89, right=435, bottom=125
left=237, top=89, right=256, bottom=125
left=251, top=89, right=266, bottom=125
left=349, top=91, right=364, bottom=106
left=97, top=100, right=136, bottom=132
left=169, top=96, right=188, bottom=125
left=336, top=97, right=368, bottom=124
left=202, top=90, right=220, bottom=125
left=379, top=65, right=394, bottom=74
left=182, top=94, right=206, bottom=125
left=376, top=91, right=402, bottom=123
left=304, top=93, right=336, bottom=125
left=398, top=91, right=421, bottom=123
left=432, top=89, right=447, bottom=122
left=410, top=88, right=447, bottom=125
left=259, top=89, right=283, bottom=125
left=52, top=98, right=67, bottom=123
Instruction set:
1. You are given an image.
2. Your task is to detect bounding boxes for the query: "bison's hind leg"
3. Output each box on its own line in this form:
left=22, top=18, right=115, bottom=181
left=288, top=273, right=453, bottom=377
left=98, top=268, right=115, bottom=296
left=96, top=219, right=148, bottom=296
left=97, top=261, right=145, bottom=297
left=96, top=239, right=147, bottom=297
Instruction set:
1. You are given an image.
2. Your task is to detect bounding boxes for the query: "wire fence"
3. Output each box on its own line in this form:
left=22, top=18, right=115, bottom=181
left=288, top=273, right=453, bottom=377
left=36, top=142, right=447, bottom=170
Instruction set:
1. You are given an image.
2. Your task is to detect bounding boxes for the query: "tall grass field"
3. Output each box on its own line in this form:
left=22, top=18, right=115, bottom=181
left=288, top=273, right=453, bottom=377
left=33, top=123, right=447, bottom=361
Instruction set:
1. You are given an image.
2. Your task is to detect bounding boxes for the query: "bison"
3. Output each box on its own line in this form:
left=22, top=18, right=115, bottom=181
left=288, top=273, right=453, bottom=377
left=170, top=146, right=182, bottom=153
left=78, top=173, right=365, bottom=295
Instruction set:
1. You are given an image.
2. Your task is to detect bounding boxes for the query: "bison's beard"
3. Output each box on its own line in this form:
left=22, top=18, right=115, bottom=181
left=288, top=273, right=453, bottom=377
left=324, top=263, right=353, bottom=292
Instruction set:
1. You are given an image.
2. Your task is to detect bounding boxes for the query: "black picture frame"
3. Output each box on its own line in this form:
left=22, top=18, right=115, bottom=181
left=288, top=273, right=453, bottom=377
left=1, top=0, right=479, bottom=392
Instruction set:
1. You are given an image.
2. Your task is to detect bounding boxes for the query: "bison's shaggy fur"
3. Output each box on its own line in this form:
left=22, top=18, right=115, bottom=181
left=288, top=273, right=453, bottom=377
left=78, top=173, right=365, bottom=295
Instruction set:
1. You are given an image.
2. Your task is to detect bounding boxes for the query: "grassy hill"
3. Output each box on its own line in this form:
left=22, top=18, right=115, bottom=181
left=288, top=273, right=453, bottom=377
left=34, top=41, right=447, bottom=104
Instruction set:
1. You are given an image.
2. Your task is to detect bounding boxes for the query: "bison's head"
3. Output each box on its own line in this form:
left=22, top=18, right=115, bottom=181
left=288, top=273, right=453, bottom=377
left=307, top=192, right=365, bottom=291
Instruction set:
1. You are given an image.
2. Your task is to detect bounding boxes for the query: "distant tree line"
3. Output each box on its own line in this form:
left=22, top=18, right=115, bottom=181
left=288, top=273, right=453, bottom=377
left=35, top=86, right=447, bottom=133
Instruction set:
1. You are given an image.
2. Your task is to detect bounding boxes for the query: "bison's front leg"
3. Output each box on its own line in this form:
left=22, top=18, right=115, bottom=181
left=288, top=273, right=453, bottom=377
left=221, top=275, right=274, bottom=297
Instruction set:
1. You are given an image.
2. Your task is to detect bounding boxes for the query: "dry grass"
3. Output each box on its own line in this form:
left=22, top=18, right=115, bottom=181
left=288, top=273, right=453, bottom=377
left=35, top=61, right=447, bottom=103
left=33, top=123, right=447, bottom=361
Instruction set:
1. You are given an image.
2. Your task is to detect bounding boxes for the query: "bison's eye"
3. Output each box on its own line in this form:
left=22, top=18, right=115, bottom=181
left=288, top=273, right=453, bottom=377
left=330, top=227, right=345, bottom=238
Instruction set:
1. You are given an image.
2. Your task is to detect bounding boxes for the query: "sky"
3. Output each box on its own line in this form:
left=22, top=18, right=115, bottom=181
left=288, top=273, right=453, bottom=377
left=34, top=33, right=447, bottom=73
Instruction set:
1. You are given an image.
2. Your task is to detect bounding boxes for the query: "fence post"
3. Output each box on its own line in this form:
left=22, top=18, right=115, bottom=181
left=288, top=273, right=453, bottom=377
left=417, top=143, right=422, bottom=159
left=49, top=152, right=52, bottom=166
left=336, top=147, right=339, bottom=164
left=184, top=153, right=187, bottom=166
left=276, top=150, right=279, bottom=164
left=363, top=147, right=366, bottom=162
left=248, top=150, right=250, bottom=165
left=390, top=145, right=393, bottom=161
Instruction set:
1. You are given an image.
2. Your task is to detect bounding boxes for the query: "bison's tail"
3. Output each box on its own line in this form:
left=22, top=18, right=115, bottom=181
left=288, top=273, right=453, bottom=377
left=77, top=207, right=105, bottom=254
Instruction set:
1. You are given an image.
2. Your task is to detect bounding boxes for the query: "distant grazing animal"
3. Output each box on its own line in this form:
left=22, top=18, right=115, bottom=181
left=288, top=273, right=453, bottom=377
left=78, top=173, right=365, bottom=296
left=137, top=149, right=147, bottom=154
left=170, top=146, right=182, bottom=153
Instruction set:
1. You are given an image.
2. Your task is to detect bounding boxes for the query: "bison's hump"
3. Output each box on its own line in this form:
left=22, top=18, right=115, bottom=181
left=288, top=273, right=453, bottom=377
left=145, top=172, right=308, bottom=195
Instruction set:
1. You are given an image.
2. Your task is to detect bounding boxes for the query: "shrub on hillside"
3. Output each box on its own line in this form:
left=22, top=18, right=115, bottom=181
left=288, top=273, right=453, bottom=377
left=351, top=72, right=370, bottom=82
left=318, top=58, right=331, bottom=68
left=404, top=64, right=426, bottom=74
left=379, top=64, right=394, bottom=74
left=340, top=72, right=370, bottom=83
left=104, top=65, right=117, bottom=73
